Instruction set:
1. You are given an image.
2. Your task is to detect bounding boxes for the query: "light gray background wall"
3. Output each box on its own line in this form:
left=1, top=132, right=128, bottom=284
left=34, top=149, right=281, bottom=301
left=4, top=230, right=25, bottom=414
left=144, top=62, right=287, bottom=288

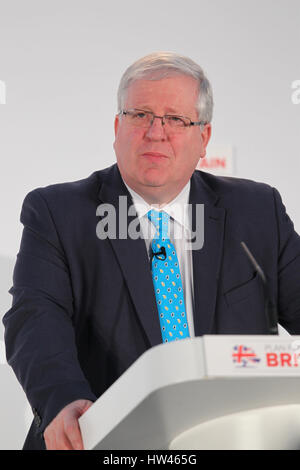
left=0, top=0, right=299, bottom=449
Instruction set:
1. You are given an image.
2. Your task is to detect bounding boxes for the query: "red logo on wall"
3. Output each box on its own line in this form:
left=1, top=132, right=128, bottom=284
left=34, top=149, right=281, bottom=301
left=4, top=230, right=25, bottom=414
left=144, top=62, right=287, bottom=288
left=198, top=157, right=227, bottom=170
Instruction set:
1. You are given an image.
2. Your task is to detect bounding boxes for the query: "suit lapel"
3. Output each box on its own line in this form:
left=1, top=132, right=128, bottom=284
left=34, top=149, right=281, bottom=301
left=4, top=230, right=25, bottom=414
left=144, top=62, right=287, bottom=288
left=97, top=165, right=162, bottom=347
left=97, top=165, right=226, bottom=341
left=189, top=172, right=226, bottom=335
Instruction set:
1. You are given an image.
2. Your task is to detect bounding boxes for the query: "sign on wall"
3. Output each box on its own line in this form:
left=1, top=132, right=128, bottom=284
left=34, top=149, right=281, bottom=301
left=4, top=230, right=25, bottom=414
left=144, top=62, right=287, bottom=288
left=196, top=145, right=235, bottom=177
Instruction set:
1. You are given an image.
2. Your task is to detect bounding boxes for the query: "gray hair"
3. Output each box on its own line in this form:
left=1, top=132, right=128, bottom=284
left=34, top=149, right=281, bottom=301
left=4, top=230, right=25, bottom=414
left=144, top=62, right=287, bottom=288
left=117, top=51, right=213, bottom=123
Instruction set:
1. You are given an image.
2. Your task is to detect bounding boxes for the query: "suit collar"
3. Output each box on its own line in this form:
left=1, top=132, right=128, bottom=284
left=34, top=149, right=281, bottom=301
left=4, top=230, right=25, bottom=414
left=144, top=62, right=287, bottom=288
left=97, top=165, right=220, bottom=210
left=98, top=164, right=131, bottom=205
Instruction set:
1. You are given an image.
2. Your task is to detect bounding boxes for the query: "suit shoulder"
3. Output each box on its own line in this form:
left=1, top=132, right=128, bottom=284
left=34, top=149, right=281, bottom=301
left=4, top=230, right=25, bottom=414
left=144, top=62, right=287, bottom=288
left=195, top=170, right=274, bottom=199
left=23, top=165, right=114, bottom=205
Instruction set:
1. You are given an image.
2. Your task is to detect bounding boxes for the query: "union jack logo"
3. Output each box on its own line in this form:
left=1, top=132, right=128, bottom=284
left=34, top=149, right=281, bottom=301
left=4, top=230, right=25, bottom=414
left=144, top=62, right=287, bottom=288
left=232, top=345, right=261, bottom=367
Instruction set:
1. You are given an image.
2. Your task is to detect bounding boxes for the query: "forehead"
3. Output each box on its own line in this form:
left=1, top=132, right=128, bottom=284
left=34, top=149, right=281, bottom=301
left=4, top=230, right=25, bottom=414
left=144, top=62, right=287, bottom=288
left=124, top=75, right=199, bottom=115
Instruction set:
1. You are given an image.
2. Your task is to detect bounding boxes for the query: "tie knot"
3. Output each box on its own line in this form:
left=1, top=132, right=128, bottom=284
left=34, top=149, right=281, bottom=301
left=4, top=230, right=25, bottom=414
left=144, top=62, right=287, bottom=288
left=147, top=209, right=170, bottom=239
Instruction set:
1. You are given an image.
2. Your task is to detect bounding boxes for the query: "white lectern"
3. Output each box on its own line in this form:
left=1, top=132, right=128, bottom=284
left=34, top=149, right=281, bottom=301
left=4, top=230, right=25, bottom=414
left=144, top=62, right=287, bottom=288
left=79, top=335, right=300, bottom=450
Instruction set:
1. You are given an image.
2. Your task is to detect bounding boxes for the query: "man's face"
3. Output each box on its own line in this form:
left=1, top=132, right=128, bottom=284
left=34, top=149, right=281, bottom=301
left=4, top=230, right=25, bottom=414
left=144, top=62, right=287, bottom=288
left=113, top=74, right=211, bottom=204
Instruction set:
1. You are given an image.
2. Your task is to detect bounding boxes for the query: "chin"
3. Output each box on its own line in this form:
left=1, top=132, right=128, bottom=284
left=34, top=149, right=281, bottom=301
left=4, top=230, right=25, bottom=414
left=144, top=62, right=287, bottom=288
left=142, top=168, right=169, bottom=186
left=142, top=175, right=168, bottom=188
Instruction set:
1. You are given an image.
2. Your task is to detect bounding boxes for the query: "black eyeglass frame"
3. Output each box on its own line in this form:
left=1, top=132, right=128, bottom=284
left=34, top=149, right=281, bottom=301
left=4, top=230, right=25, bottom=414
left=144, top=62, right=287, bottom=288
left=119, top=108, right=207, bottom=128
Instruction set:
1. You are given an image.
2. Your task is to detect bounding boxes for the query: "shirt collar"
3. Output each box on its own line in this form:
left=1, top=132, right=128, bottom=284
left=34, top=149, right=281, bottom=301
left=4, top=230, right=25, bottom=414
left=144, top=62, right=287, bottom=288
left=124, top=180, right=192, bottom=232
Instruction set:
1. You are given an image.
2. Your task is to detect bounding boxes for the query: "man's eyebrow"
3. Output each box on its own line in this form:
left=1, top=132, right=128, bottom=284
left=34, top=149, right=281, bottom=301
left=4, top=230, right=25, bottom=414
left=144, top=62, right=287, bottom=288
left=164, top=107, right=182, bottom=114
left=131, top=105, right=185, bottom=115
left=128, top=105, right=152, bottom=112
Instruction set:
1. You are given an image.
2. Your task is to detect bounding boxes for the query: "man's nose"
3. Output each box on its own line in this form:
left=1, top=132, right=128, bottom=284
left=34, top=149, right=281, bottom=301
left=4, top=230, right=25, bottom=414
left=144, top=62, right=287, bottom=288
left=144, top=116, right=167, bottom=140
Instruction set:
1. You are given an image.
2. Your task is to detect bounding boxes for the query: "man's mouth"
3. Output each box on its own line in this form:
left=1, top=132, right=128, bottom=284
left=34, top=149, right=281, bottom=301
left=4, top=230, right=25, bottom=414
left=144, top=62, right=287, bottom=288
left=141, top=152, right=168, bottom=159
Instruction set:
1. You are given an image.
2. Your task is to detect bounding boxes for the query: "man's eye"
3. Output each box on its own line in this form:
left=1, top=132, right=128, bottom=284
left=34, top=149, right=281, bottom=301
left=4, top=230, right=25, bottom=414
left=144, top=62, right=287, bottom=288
left=166, top=116, right=186, bottom=126
left=133, top=112, right=147, bottom=119
left=169, top=116, right=182, bottom=122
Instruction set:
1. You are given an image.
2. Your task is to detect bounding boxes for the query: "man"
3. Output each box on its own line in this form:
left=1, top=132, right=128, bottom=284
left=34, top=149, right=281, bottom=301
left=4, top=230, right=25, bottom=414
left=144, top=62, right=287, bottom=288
left=3, top=52, right=300, bottom=450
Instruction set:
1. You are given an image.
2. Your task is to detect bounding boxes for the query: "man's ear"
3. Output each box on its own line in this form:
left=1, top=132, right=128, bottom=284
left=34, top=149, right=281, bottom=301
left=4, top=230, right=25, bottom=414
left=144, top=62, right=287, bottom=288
left=200, top=123, right=212, bottom=159
left=114, top=115, right=119, bottom=137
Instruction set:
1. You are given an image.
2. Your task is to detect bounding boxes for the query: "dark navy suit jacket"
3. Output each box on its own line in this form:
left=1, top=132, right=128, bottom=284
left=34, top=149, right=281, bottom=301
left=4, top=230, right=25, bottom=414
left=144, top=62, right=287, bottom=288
left=3, top=163, right=300, bottom=449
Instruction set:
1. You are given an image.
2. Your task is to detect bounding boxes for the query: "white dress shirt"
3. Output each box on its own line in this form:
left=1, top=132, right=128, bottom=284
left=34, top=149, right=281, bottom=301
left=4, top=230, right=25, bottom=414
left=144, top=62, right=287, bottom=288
left=124, top=181, right=195, bottom=338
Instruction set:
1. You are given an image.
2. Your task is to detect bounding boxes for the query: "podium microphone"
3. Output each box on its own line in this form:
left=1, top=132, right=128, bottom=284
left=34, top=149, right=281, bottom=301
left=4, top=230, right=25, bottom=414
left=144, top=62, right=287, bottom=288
left=241, top=241, right=278, bottom=335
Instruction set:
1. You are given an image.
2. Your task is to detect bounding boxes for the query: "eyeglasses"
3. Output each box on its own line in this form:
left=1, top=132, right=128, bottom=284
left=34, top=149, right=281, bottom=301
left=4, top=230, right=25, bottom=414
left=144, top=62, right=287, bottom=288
left=119, top=108, right=206, bottom=131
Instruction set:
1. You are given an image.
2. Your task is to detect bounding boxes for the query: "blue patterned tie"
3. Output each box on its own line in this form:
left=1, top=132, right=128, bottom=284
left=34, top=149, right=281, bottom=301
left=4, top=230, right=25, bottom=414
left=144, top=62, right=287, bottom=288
left=148, top=209, right=190, bottom=343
